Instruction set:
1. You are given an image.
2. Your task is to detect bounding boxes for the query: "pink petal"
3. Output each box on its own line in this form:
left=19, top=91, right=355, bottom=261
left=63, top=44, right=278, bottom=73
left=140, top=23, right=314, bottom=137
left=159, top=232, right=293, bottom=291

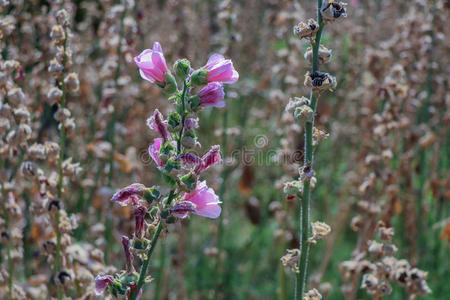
left=148, top=138, right=163, bottom=166
left=151, top=51, right=168, bottom=76
left=94, top=275, right=113, bottom=295
left=139, top=69, right=156, bottom=83
left=152, top=42, right=163, bottom=53
left=205, top=54, right=225, bottom=69
left=195, top=203, right=222, bottom=219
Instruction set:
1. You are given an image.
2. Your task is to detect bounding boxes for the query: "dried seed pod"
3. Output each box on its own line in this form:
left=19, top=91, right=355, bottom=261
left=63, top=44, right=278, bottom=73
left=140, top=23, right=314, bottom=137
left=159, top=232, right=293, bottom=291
left=304, top=288, right=322, bottom=300
left=293, top=19, right=319, bottom=40
left=304, top=71, right=337, bottom=91
left=7, top=87, right=25, bottom=107
left=50, top=25, right=65, bottom=43
left=47, top=87, right=63, bottom=105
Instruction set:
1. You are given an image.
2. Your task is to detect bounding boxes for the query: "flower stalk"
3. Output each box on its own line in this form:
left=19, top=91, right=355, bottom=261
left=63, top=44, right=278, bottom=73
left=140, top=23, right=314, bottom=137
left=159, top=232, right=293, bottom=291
left=96, top=42, right=238, bottom=300
left=288, top=0, right=346, bottom=298
left=55, top=25, right=68, bottom=300
left=295, top=2, right=324, bottom=297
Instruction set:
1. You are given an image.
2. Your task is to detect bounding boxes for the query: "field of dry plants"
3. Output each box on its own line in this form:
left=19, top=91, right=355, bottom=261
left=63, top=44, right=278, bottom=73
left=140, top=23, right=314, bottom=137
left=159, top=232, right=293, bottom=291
left=0, top=0, right=449, bottom=299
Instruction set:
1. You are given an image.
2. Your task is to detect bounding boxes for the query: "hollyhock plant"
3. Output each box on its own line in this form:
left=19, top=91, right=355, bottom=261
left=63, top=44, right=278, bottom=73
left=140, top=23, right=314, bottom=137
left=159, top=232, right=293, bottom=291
left=134, top=42, right=168, bottom=84
left=108, top=42, right=237, bottom=300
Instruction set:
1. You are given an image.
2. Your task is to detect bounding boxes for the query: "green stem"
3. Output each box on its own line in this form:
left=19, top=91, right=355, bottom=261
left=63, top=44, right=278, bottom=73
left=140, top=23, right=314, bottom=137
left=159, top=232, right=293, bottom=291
left=295, top=1, right=323, bottom=298
left=55, top=27, right=68, bottom=300
left=177, top=80, right=188, bottom=153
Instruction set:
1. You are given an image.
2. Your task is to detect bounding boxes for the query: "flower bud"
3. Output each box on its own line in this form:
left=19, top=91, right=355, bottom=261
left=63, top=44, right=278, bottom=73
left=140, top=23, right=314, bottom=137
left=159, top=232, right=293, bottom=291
left=173, top=59, right=191, bottom=81
left=64, top=73, right=80, bottom=92
left=143, top=187, right=160, bottom=204
left=163, top=73, right=177, bottom=94
left=190, top=69, right=209, bottom=86
left=181, top=136, right=196, bottom=149
left=188, top=95, right=201, bottom=110
left=160, top=208, right=170, bottom=219
left=167, top=112, right=181, bottom=131
left=149, top=207, right=159, bottom=218
left=180, top=172, right=198, bottom=191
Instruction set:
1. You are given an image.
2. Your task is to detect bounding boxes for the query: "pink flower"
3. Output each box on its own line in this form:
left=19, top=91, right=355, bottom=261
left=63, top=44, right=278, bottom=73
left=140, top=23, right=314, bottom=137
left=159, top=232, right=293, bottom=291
left=134, top=42, right=168, bottom=84
left=111, top=183, right=146, bottom=206
left=173, top=181, right=221, bottom=218
left=198, top=82, right=225, bottom=108
left=94, top=275, right=114, bottom=296
left=198, top=145, right=221, bottom=173
left=204, top=54, right=239, bottom=84
left=147, top=109, right=169, bottom=141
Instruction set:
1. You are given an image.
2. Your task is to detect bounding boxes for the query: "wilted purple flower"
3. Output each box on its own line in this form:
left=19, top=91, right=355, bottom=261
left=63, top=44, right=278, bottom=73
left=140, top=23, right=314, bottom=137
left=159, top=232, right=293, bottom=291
left=175, top=181, right=221, bottom=219
left=198, top=82, right=225, bottom=108
left=199, top=145, right=221, bottom=173
left=121, top=236, right=134, bottom=273
left=171, top=201, right=198, bottom=218
left=204, top=54, right=239, bottom=84
left=134, top=42, right=168, bottom=84
left=178, top=153, right=203, bottom=169
left=94, top=275, right=114, bottom=296
left=147, top=109, right=169, bottom=141
left=111, top=183, right=146, bottom=206
left=133, top=205, right=147, bottom=239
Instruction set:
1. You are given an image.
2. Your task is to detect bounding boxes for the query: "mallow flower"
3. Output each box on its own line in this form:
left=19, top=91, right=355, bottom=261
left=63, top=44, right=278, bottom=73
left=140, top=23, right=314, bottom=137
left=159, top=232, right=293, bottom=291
left=191, top=54, right=239, bottom=85
left=190, top=82, right=225, bottom=108
left=171, top=181, right=221, bottom=219
left=134, top=42, right=168, bottom=85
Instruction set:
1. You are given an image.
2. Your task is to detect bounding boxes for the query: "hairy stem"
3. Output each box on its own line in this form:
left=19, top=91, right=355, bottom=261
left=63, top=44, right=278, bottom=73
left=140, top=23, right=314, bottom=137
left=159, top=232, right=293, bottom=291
left=295, top=1, right=324, bottom=298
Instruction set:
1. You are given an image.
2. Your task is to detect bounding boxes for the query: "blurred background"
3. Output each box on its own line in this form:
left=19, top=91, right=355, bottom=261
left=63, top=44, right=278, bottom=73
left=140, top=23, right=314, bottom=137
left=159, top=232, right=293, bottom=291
left=0, top=0, right=448, bottom=299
